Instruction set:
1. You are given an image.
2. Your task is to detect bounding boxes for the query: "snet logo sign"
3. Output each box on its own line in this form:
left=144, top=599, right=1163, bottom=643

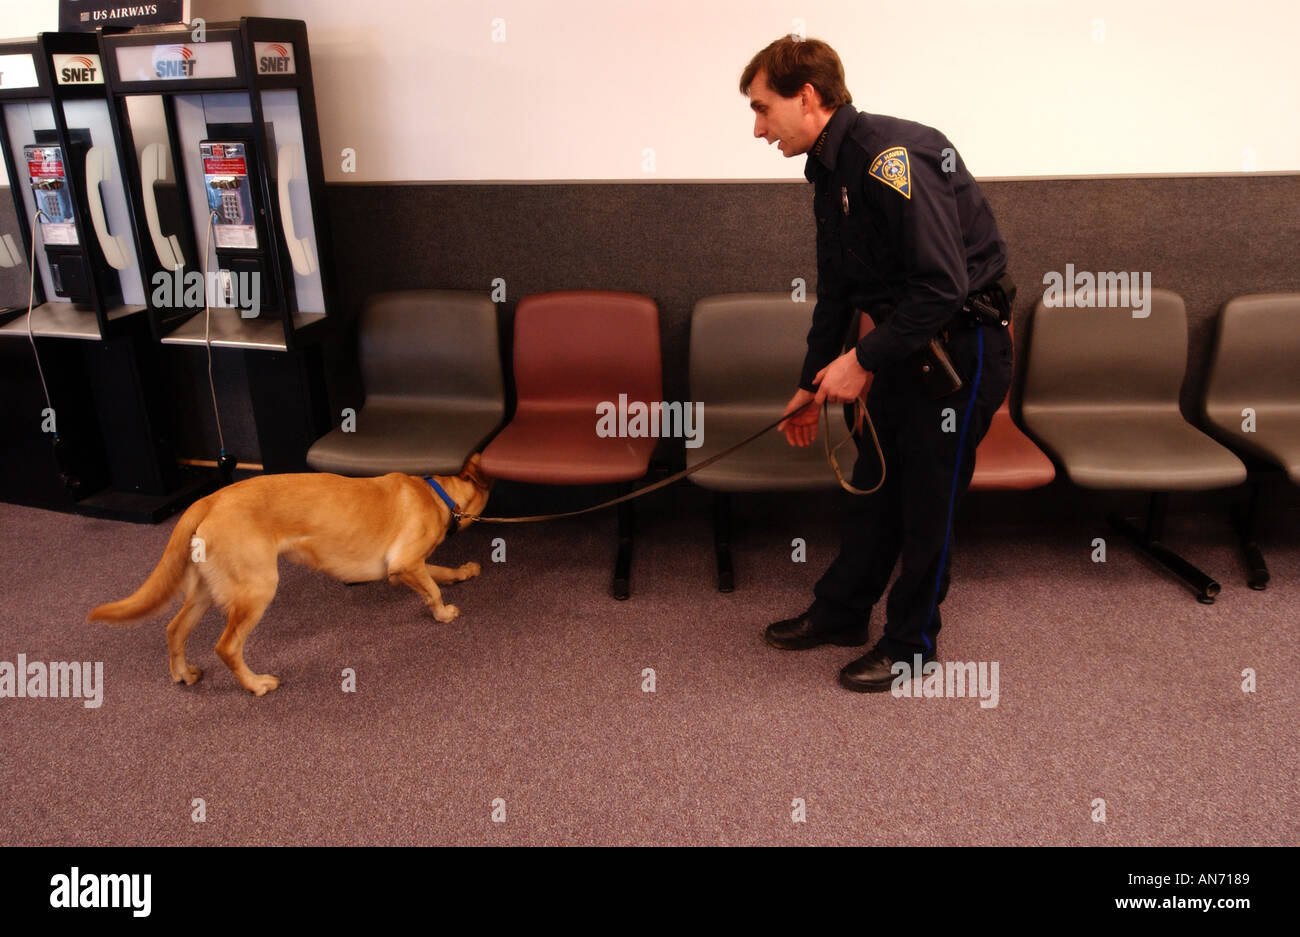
left=57, top=55, right=100, bottom=84
left=155, top=45, right=195, bottom=78
left=255, top=42, right=295, bottom=75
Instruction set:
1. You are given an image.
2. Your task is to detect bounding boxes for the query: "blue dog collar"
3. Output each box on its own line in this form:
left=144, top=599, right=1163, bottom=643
left=422, top=476, right=462, bottom=533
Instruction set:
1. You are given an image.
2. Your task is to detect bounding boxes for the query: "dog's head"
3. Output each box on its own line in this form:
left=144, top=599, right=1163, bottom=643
left=458, top=452, right=493, bottom=493
left=450, top=452, right=493, bottom=526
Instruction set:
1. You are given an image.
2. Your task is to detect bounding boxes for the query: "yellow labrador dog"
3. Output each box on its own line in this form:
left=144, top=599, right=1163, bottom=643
left=89, top=455, right=492, bottom=696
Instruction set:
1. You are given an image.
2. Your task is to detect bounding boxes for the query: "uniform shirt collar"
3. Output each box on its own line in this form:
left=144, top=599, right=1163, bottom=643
left=803, top=103, right=858, bottom=181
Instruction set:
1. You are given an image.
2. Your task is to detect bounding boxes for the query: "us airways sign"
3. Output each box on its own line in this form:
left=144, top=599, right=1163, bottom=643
left=59, top=1, right=189, bottom=32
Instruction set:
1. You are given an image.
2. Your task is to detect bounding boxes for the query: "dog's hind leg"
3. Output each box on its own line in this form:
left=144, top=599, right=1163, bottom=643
left=214, top=584, right=280, bottom=696
left=426, top=562, right=481, bottom=585
left=166, top=571, right=211, bottom=686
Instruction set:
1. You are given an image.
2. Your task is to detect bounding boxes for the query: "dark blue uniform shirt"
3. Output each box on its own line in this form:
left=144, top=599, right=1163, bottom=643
left=799, top=103, right=1008, bottom=391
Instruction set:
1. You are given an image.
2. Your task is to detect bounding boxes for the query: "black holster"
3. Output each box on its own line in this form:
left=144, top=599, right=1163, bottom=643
left=908, top=273, right=1016, bottom=399
left=910, top=337, right=964, bottom=398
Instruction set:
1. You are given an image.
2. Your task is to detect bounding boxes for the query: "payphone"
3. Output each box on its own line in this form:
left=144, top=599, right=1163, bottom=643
left=101, top=18, right=337, bottom=472
left=0, top=35, right=141, bottom=331
left=0, top=31, right=209, bottom=518
left=24, top=130, right=125, bottom=305
left=200, top=137, right=270, bottom=315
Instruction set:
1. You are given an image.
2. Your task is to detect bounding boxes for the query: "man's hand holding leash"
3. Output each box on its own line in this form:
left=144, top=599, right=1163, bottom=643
left=778, top=388, right=820, bottom=447
left=779, top=350, right=873, bottom=448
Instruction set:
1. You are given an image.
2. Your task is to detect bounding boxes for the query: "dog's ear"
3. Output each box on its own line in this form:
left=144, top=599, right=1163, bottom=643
left=459, top=452, right=492, bottom=490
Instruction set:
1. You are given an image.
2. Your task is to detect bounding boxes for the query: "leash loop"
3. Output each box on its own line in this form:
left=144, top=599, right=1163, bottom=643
left=459, top=396, right=884, bottom=525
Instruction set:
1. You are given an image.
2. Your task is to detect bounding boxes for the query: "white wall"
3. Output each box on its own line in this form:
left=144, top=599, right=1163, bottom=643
left=6, top=0, right=1299, bottom=181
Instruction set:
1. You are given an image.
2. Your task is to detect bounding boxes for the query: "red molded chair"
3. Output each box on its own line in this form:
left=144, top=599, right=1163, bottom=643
left=969, top=319, right=1055, bottom=490
left=481, top=291, right=662, bottom=599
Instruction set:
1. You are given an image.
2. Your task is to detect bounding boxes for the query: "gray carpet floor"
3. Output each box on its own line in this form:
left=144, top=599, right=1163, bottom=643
left=1, top=484, right=1296, bottom=846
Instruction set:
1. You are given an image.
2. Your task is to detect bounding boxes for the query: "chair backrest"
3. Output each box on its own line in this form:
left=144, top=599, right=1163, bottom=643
left=513, top=290, right=661, bottom=408
left=1022, top=286, right=1188, bottom=414
left=690, top=293, right=812, bottom=406
left=1203, top=293, right=1300, bottom=414
left=359, top=290, right=503, bottom=403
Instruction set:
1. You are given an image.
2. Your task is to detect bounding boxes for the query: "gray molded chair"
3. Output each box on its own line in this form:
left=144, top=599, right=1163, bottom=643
left=1020, top=288, right=1246, bottom=603
left=1200, top=293, right=1300, bottom=589
left=306, top=290, right=505, bottom=476
left=687, top=293, right=855, bottom=591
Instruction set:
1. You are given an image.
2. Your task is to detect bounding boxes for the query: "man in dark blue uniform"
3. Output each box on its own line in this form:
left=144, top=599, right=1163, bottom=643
left=741, top=36, right=1014, bottom=692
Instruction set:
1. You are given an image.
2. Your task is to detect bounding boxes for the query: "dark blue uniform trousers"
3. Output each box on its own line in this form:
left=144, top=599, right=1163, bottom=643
left=810, top=322, right=1014, bottom=660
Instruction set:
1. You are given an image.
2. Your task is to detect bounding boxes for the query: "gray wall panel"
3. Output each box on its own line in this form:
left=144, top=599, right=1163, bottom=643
left=324, top=175, right=1300, bottom=439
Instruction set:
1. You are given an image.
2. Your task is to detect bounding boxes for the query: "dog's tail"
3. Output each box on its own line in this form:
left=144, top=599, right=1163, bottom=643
left=88, top=497, right=212, bottom=624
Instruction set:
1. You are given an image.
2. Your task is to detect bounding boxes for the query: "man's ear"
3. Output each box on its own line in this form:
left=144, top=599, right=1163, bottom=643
left=800, top=82, right=825, bottom=114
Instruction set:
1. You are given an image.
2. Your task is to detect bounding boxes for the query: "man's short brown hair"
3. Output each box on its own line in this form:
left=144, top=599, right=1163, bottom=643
left=739, top=36, right=852, bottom=108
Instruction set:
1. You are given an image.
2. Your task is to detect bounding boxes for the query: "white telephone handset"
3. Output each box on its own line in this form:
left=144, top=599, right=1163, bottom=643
left=276, top=142, right=317, bottom=276
left=0, top=234, right=22, bottom=269
left=141, top=142, right=184, bottom=271
left=84, top=145, right=131, bottom=271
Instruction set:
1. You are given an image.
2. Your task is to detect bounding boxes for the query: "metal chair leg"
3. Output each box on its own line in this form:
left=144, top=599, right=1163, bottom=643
left=714, top=491, right=734, bottom=593
left=1231, top=481, right=1270, bottom=590
left=1107, top=492, right=1222, bottom=604
left=613, top=496, right=633, bottom=600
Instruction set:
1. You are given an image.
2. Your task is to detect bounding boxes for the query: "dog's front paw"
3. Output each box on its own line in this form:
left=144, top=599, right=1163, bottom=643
left=246, top=673, right=281, bottom=697
left=434, top=604, right=460, bottom=623
left=459, top=562, right=481, bottom=579
left=171, top=664, right=202, bottom=686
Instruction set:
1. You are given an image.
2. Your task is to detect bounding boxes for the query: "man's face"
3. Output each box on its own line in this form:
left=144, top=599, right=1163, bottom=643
left=748, top=69, right=820, bottom=157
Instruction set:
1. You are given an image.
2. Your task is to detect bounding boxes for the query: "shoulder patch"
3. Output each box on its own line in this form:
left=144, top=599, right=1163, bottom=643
left=868, top=146, right=911, bottom=199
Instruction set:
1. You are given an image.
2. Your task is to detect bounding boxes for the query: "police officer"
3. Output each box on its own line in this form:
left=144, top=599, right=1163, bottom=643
left=741, top=36, right=1014, bottom=692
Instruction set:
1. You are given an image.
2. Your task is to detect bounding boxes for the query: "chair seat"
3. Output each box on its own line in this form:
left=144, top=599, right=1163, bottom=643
left=970, top=407, right=1057, bottom=490
left=686, top=406, right=855, bottom=491
left=1024, top=408, right=1246, bottom=490
left=306, top=398, right=503, bottom=476
left=1204, top=405, right=1300, bottom=483
left=481, top=406, right=657, bottom=484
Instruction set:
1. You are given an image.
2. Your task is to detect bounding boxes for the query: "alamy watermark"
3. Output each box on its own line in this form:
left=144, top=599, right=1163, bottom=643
left=49, top=867, right=150, bottom=917
left=1042, top=264, right=1152, bottom=318
left=151, top=268, right=261, bottom=318
left=891, top=655, right=1000, bottom=708
left=595, top=394, right=704, bottom=448
left=0, top=654, right=103, bottom=708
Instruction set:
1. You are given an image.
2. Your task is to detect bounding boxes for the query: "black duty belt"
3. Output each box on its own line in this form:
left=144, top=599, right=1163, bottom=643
left=910, top=272, right=1016, bottom=399
left=950, top=271, right=1016, bottom=330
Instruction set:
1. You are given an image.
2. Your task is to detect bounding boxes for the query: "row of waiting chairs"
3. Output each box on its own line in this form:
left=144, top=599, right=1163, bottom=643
left=306, top=289, right=1299, bottom=603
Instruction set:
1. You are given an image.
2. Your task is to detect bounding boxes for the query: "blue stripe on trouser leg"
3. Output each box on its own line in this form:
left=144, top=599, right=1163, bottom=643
left=920, top=327, right=984, bottom=653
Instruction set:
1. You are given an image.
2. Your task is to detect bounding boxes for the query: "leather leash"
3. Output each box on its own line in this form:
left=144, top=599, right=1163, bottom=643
left=456, top=396, right=885, bottom=525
